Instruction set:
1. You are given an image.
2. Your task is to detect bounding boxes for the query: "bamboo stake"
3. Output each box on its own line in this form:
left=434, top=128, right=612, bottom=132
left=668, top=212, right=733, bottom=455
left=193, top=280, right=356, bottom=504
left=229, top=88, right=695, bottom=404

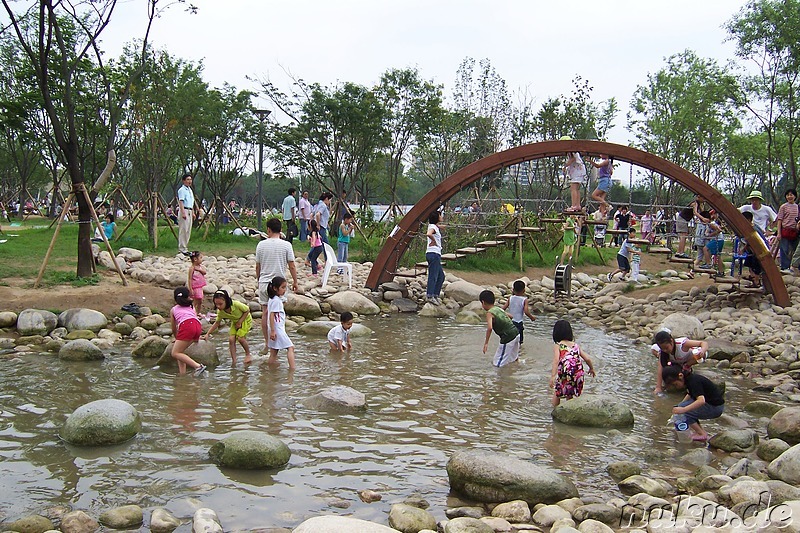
left=34, top=193, right=74, bottom=288
left=80, top=184, right=127, bottom=286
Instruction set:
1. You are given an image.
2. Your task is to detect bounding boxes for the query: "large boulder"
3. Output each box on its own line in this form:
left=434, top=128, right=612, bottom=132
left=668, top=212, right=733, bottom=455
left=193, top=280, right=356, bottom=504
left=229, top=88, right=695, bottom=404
left=117, top=247, right=143, bottom=262
left=302, top=386, right=366, bottom=412
left=60, top=510, right=99, bottom=533
left=4, top=515, right=55, bottom=533
left=443, top=517, right=494, bottom=533
left=0, top=310, right=17, bottom=328
left=710, top=429, right=758, bottom=452
left=59, top=339, right=105, bottom=361
left=131, top=335, right=171, bottom=358
left=551, top=395, right=634, bottom=428
left=292, top=516, right=398, bottom=532
left=208, top=430, right=290, bottom=469
left=296, top=320, right=373, bottom=338
left=758, top=439, right=791, bottom=462
left=658, top=313, right=704, bottom=339
left=768, top=407, right=800, bottom=445
left=61, top=399, right=141, bottom=446
left=284, top=293, right=322, bottom=319
left=447, top=449, right=578, bottom=505
left=607, top=461, right=641, bottom=482
left=58, top=308, right=108, bottom=333
left=768, top=443, right=800, bottom=484
left=706, top=339, right=754, bottom=361
left=326, top=291, right=380, bottom=315
left=618, top=475, right=668, bottom=498
left=150, top=508, right=181, bottom=533
left=157, top=340, right=219, bottom=368
left=16, top=309, right=58, bottom=336
left=98, top=505, right=143, bottom=529
left=192, top=508, right=222, bottom=533
left=745, top=401, right=785, bottom=417
left=388, top=503, right=436, bottom=532
left=444, top=280, right=484, bottom=305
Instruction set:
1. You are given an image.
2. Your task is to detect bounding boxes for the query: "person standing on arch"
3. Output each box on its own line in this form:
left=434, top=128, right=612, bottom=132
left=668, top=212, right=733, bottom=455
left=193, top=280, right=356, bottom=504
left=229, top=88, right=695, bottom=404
left=177, top=173, right=195, bottom=257
left=282, top=188, right=298, bottom=243
left=563, top=149, right=587, bottom=213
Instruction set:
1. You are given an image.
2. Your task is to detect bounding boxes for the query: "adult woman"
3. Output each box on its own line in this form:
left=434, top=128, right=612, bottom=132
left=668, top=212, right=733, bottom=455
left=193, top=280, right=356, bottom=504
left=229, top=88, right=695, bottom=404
left=777, top=188, right=800, bottom=272
left=425, top=210, right=445, bottom=305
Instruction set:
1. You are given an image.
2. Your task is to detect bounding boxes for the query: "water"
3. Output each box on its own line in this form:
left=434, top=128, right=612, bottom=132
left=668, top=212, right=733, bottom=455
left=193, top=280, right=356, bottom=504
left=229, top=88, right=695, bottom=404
left=0, top=316, right=773, bottom=529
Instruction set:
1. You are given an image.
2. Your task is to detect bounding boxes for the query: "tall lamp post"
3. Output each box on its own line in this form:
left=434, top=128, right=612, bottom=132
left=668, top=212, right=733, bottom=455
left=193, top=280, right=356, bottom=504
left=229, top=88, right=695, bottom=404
left=254, top=109, right=271, bottom=231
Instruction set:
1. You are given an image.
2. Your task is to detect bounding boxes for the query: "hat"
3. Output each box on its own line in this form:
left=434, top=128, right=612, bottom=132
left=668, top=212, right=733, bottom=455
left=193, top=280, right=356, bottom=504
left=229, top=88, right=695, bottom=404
left=559, top=135, right=572, bottom=141
left=747, top=190, right=764, bottom=201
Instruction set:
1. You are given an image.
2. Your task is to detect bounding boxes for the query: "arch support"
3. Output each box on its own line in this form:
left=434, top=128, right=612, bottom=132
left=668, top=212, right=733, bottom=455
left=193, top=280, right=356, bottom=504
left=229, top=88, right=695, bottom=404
left=365, top=140, right=789, bottom=307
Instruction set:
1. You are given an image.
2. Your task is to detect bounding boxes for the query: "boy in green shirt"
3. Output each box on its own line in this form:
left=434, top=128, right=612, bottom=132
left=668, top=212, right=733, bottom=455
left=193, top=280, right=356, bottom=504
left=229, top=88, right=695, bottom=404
left=480, top=290, right=520, bottom=367
left=560, top=213, right=579, bottom=265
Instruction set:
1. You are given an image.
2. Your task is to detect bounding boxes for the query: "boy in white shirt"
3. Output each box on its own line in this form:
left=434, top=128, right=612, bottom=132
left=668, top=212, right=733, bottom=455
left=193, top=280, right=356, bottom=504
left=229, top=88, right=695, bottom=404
left=327, top=312, right=354, bottom=352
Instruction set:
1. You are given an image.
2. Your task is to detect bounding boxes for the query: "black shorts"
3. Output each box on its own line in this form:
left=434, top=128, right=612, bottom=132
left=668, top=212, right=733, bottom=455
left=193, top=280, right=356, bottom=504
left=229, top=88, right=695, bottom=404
left=617, top=254, right=631, bottom=272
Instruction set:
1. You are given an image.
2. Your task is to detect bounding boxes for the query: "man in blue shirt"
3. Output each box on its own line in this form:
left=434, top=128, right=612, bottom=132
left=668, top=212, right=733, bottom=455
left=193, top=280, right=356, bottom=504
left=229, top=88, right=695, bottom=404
left=177, top=173, right=195, bottom=256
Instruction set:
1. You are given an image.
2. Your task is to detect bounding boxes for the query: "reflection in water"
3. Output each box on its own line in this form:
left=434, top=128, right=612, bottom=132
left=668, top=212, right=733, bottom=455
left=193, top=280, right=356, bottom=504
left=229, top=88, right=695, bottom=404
left=0, top=315, right=775, bottom=529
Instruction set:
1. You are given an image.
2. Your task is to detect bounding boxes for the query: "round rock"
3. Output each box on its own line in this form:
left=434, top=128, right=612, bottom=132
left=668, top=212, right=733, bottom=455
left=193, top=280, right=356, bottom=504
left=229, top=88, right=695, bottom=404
left=768, top=407, right=800, bottom=445
left=302, top=385, right=366, bottom=412
left=443, top=517, right=494, bottom=533
left=551, top=395, right=634, bottom=428
left=58, top=308, right=108, bottom=333
left=60, top=510, right=99, bottom=533
left=208, top=430, right=290, bottom=469
left=4, top=515, right=55, bottom=533
left=98, top=505, right=143, bottom=529
left=16, top=309, right=58, bottom=336
left=296, top=320, right=372, bottom=337
left=388, top=503, right=436, bottom=532
left=292, top=516, right=398, bottom=532
left=61, top=399, right=141, bottom=446
left=284, top=293, right=322, bottom=319
left=58, top=339, right=104, bottom=361
left=131, top=335, right=170, bottom=358
left=326, top=291, right=380, bottom=315
left=0, top=310, right=18, bottom=328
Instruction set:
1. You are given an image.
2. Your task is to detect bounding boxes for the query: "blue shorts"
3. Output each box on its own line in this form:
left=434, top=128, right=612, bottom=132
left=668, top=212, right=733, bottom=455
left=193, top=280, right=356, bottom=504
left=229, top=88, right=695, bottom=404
left=597, top=177, right=611, bottom=193
left=706, top=239, right=725, bottom=255
left=617, top=254, right=631, bottom=272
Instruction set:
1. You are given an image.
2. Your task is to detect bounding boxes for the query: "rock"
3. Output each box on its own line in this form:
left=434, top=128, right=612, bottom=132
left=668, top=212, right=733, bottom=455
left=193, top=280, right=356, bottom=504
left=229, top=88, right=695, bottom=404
left=131, top=335, right=170, bottom=358
left=113, top=322, right=133, bottom=336
left=65, top=329, right=96, bottom=340
left=388, top=503, right=437, bottom=532
left=607, top=461, right=641, bottom=482
left=98, top=505, right=143, bottom=529
left=710, top=429, right=758, bottom=452
left=58, top=308, right=108, bottom=333
left=292, top=515, right=398, bottom=532
left=479, top=516, right=512, bottom=531
left=447, top=449, right=578, bottom=505
left=444, top=280, right=485, bottom=305
left=129, top=326, right=149, bottom=341
left=443, top=517, right=494, bottom=533
left=16, top=309, right=58, bottom=336
left=556, top=497, right=586, bottom=515
left=445, top=507, right=484, bottom=519
left=724, top=458, right=754, bottom=478
left=745, top=400, right=785, bottom=417
left=573, top=504, right=622, bottom=524
left=150, top=508, right=181, bottom=533
left=707, top=339, right=753, bottom=361
left=577, top=519, right=615, bottom=533
left=60, top=510, right=99, bottom=533
left=766, top=480, right=800, bottom=504
left=768, top=443, right=800, bottom=484
left=284, top=293, right=323, bottom=319
left=58, top=339, right=104, bottom=361
left=391, top=298, right=419, bottom=313
left=4, top=515, right=55, bottom=533
left=658, top=313, right=704, bottom=339
left=618, top=475, right=668, bottom=498
left=158, top=340, right=219, bottom=368
left=491, top=500, right=531, bottom=523
left=532, top=504, right=571, bottom=526
left=758, top=438, right=791, bottom=462
left=208, top=430, right=290, bottom=469
left=418, top=303, right=453, bottom=317
left=0, top=310, right=17, bottom=327
left=117, top=247, right=143, bottom=261
left=302, top=386, right=366, bottom=412
left=326, top=291, right=380, bottom=315
left=551, top=395, right=634, bottom=428
left=768, top=407, right=800, bottom=445
left=358, top=489, right=382, bottom=503
left=192, top=508, right=222, bottom=533
left=455, top=310, right=483, bottom=324
left=727, top=479, right=770, bottom=505
left=61, top=399, right=141, bottom=446
left=296, top=321, right=372, bottom=337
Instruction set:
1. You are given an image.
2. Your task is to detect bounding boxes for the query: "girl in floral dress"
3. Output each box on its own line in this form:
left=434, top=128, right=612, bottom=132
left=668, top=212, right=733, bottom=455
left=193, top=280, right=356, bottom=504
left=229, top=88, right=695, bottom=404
left=550, top=319, right=596, bottom=407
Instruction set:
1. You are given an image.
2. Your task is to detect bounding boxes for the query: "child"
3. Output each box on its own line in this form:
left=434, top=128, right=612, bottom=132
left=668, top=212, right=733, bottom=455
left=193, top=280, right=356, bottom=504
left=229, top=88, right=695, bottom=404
left=187, top=251, right=207, bottom=315
left=607, top=227, right=636, bottom=281
left=307, top=220, right=324, bottom=277
left=652, top=330, right=708, bottom=395
left=564, top=151, right=587, bottom=213
left=630, top=244, right=642, bottom=282
left=693, top=210, right=712, bottom=269
left=590, top=155, right=613, bottom=218
left=170, top=286, right=206, bottom=376
left=502, top=280, right=536, bottom=344
left=704, top=210, right=725, bottom=275
left=479, top=290, right=520, bottom=367
left=640, top=210, right=654, bottom=243
left=92, top=213, right=116, bottom=242
left=267, top=276, right=295, bottom=369
left=337, top=213, right=355, bottom=273
left=662, top=365, right=725, bottom=442
left=327, top=311, right=354, bottom=351
left=203, top=289, right=252, bottom=365
left=550, top=319, right=596, bottom=407
left=560, top=213, right=578, bottom=265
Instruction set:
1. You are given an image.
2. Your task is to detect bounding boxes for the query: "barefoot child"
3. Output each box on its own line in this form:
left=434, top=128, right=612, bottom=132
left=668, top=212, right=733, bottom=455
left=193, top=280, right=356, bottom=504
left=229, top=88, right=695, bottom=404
left=590, top=155, right=613, bottom=217
left=170, top=287, right=206, bottom=376
left=560, top=213, right=578, bottom=265
left=564, top=150, right=587, bottom=213
left=267, top=276, right=295, bottom=369
left=502, top=280, right=536, bottom=344
left=479, top=290, right=520, bottom=367
left=204, top=289, right=252, bottom=365
left=306, top=220, right=324, bottom=276
left=187, top=251, right=207, bottom=315
left=662, top=365, right=724, bottom=442
left=607, top=227, right=636, bottom=281
left=550, top=319, right=596, bottom=406
left=652, top=330, right=708, bottom=395
left=327, top=311, right=354, bottom=351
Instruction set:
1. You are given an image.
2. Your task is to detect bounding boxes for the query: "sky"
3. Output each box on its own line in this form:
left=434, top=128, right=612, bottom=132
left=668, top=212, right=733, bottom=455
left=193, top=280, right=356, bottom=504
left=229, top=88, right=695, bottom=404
left=98, top=0, right=752, bottom=178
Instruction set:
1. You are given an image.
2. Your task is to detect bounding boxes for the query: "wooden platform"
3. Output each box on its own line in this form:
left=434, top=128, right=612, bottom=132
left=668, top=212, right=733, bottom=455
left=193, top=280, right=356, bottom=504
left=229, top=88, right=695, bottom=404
left=440, top=253, right=466, bottom=260
left=649, top=247, right=672, bottom=254
left=739, top=286, right=765, bottom=294
left=497, top=233, right=523, bottom=240
left=414, top=260, right=447, bottom=268
left=585, top=220, right=609, bottom=225
left=519, top=226, right=544, bottom=233
left=455, top=247, right=486, bottom=254
left=669, top=257, right=695, bottom=264
left=476, top=240, right=505, bottom=247
left=694, top=267, right=717, bottom=275
left=714, top=276, right=739, bottom=284
left=539, top=218, right=564, bottom=224
left=561, top=209, right=587, bottom=215
left=627, top=238, right=651, bottom=245
left=606, top=229, right=628, bottom=235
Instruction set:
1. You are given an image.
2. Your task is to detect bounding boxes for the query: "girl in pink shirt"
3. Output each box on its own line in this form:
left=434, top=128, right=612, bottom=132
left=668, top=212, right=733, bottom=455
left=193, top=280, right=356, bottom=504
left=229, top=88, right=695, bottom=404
left=171, top=287, right=206, bottom=376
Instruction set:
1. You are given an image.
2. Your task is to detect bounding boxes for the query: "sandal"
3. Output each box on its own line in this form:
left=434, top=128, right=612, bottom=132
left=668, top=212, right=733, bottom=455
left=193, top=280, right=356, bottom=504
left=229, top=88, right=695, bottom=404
left=121, top=303, right=141, bottom=315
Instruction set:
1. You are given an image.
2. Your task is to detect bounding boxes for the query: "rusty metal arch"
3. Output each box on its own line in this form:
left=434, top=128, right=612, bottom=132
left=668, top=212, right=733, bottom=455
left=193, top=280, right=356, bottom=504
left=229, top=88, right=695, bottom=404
left=365, top=140, right=790, bottom=307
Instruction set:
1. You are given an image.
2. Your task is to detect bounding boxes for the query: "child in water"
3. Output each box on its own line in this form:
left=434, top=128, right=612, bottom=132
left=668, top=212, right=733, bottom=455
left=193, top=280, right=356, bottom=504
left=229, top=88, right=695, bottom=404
left=550, top=319, right=596, bottom=406
left=502, top=280, right=537, bottom=344
left=328, top=311, right=354, bottom=351
left=204, top=289, right=253, bottom=365
left=267, top=276, right=295, bottom=369
left=170, top=286, right=206, bottom=376
left=479, top=290, right=520, bottom=367
left=662, top=365, right=724, bottom=442
left=652, top=329, right=708, bottom=395
left=187, top=251, right=207, bottom=315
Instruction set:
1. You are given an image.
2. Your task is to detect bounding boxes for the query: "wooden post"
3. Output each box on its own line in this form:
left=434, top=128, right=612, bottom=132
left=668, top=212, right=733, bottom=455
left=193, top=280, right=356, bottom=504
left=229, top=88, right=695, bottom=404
left=220, top=197, right=249, bottom=236
left=79, top=184, right=127, bottom=286
left=155, top=194, right=179, bottom=241
left=34, top=193, right=74, bottom=288
left=152, top=192, right=158, bottom=250
left=115, top=202, right=147, bottom=241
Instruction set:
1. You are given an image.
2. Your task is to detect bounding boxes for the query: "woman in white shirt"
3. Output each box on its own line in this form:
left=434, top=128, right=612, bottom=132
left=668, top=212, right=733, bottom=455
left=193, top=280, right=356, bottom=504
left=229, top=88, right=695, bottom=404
left=425, top=210, right=444, bottom=305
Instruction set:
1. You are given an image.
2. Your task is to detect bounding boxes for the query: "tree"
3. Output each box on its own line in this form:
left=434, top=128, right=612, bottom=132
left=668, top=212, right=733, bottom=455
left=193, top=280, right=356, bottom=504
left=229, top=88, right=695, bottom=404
left=0, top=0, right=193, bottom=277
left=411, top=108, right=473, bottom=189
